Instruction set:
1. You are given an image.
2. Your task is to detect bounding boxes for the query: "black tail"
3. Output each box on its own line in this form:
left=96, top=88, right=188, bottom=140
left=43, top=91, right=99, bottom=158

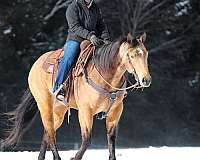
left=1, top=88, right=38, bottom=150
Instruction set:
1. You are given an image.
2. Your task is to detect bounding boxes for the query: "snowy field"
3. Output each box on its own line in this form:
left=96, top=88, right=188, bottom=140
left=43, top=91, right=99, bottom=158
left=1, top=147, right=200, bottom=160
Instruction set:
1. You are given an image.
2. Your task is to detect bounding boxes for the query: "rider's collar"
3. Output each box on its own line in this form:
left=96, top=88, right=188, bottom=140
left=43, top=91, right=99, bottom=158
left=86, top=0, right=93, bottom=8
left=77, top=0, right=93, bottom=9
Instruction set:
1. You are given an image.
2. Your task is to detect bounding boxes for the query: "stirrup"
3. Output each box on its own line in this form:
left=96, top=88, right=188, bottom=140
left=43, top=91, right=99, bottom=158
left=54, top=84, right=65, bottom=101
left=56, top=92, right=65, bottom=101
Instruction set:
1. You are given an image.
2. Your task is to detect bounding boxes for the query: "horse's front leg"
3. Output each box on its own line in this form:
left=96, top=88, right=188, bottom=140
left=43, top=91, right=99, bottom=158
left=71, top=108, right=93, bottom=160
left=106, top=103, right=123, bottom=160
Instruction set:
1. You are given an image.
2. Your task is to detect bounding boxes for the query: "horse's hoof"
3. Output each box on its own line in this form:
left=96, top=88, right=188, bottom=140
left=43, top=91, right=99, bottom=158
left=53, top=156, right=61, bottom=160
left=70, top=158, right=81, bottom=160
left=109, top=157, right=116, bottom=160
left=38, top=155, right=45, bottom=160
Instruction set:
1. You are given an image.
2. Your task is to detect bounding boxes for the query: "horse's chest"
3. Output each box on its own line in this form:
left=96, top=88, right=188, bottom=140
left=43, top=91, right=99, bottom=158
left=91, top=96, right=110, bottom=110
left=85, top=88, right=125, bottom=113
left=74, top=77, right=126, bottom=113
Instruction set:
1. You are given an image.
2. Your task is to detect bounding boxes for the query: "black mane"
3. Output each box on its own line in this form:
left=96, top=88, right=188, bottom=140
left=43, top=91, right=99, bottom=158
left=93, top=38, right=139, bottom=73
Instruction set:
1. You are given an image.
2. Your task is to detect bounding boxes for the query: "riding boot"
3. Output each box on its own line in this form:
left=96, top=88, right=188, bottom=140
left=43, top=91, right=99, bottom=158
left=54, top=84, right=66, bottom=102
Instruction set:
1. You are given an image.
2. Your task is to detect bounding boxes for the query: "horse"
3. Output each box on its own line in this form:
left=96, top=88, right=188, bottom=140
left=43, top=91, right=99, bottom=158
left=1, top=33, right=151, bottom=160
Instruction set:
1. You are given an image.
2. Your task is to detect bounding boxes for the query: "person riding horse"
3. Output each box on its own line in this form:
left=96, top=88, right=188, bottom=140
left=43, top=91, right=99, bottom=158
left=53, top=0, right=111, bottom=100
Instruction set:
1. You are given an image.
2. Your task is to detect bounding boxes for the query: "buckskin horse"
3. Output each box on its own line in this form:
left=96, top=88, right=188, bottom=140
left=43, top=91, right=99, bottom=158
left=2, top=33, right=151, bottom=160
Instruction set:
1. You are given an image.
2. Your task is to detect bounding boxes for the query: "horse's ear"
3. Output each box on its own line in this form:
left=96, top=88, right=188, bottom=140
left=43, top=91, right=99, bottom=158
left=127, top=32, right=133, bottom=43
left=139, top=32, right=146, bottom=43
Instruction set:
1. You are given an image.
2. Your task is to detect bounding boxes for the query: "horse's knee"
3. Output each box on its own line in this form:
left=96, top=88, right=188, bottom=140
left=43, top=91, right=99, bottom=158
left=106, top=104, right=123, bottom=134
left=106, top=121, right=117, bottom=135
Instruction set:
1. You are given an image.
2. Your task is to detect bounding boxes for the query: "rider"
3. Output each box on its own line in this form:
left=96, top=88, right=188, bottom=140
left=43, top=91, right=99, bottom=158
left=53, top=0, right=111, bottom=100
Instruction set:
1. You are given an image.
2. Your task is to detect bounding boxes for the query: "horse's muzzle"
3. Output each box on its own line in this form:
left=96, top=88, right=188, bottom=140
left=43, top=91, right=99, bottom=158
left=142, top=76, right=152, bottom=87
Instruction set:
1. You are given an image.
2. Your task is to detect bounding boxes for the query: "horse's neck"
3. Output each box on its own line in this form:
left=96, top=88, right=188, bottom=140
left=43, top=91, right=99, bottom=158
left=107, top=43, right=129, bottom=87
left=89, top=54, right=125, bottom=89
left=87, top=42, right=128, bottom=89
left=107, top=60, right=125, bottom=86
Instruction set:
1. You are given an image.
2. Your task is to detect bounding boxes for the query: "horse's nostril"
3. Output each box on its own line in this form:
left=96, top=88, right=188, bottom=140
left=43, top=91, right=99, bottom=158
left=142, top=78, right=145, bottom=84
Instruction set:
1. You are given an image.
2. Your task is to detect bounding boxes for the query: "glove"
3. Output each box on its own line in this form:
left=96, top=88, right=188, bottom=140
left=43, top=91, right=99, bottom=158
left=90, top=35, right=104, bottom=47
left=103, top=40, right=111, bottom=44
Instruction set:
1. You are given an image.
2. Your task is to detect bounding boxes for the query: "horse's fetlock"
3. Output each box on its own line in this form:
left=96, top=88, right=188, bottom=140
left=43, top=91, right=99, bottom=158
left=110, top=134, right=116, bottom=141
left=109, top=156, right=116, bottom=160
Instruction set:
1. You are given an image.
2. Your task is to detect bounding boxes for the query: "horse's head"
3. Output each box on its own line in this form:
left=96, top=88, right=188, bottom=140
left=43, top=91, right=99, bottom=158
left=119, top=33, right=151, bottom=87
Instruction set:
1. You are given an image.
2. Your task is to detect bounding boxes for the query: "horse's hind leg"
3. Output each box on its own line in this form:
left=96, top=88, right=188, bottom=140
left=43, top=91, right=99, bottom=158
left=38, top=130, right=48, bottom=160
left=37, top=97, right=61, bottom=160
left=106, top=103, right=123, bottom=160
left=71, top=108, right=93, bottom=160
left=38, top=103, right=68, bottom=160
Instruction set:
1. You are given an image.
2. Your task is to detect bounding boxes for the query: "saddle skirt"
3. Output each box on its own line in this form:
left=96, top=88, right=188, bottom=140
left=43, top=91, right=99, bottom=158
left=42, top=40, right=94, bottom=86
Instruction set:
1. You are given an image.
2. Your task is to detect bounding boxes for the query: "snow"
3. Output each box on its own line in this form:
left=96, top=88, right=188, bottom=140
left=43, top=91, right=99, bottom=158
left=165, top=30, right=171, bottom=35
left=189, top=72, right=200, bottom=87
left=175, top=0, right=191, bottom=17
left=3, top=27, right=12, bottom=35
left=1, top=147, right=200, bottom=160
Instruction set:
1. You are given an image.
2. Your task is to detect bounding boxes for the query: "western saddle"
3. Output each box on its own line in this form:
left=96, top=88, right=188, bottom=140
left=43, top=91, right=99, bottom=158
left=42, top=40, right=95, bottom=101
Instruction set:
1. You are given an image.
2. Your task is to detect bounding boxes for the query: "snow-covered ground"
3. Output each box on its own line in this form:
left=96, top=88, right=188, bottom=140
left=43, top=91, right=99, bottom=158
left=1, top=147, right=200, bottom=160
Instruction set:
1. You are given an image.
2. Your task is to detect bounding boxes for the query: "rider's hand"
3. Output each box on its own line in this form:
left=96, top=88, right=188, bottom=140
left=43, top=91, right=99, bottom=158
left=103, top=40, right=111, bottom=44
left=90, top=35, right=104, bottom=47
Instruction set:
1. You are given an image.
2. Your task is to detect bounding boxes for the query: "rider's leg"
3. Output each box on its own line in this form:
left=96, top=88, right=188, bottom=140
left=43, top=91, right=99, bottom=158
left=53, top=40, right=80, bottom=94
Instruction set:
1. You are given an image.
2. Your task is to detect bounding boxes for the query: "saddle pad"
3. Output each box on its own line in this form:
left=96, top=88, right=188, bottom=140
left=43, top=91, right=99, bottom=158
left=42, top=48, right=64, bottom=73
left=42, top=40, right=94, bottom=82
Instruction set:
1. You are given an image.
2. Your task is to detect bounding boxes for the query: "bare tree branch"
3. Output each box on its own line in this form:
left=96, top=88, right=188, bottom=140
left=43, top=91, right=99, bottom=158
left=181, top=15, right=200, bottom=34
left=44, top=0, right=72, bottom=21
left=138, top=0, right=170, bottom=24
left=149, top=37, right=183, bottom=53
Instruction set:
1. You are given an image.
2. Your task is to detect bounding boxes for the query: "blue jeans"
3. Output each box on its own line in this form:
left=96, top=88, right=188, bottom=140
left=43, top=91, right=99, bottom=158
left=53, top=40, right=80, bottom=92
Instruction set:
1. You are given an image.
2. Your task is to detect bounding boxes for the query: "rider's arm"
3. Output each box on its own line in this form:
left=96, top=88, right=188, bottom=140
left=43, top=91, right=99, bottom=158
left=66, top=2, right=94, bottom=40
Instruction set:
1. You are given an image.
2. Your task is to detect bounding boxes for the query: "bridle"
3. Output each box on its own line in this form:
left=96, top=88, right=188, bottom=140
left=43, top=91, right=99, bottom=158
left=127, top=53, right=140, bottom=84
left=79, top=46, right=144, bottom=120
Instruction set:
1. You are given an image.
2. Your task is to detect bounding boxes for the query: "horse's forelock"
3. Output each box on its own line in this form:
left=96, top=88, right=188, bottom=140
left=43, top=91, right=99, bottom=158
left=129, top=38, right=140, bottom=48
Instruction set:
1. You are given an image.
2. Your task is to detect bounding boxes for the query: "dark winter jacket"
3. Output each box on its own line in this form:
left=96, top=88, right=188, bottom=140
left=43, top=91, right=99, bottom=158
left=66, top=0, right=110, bottom=42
